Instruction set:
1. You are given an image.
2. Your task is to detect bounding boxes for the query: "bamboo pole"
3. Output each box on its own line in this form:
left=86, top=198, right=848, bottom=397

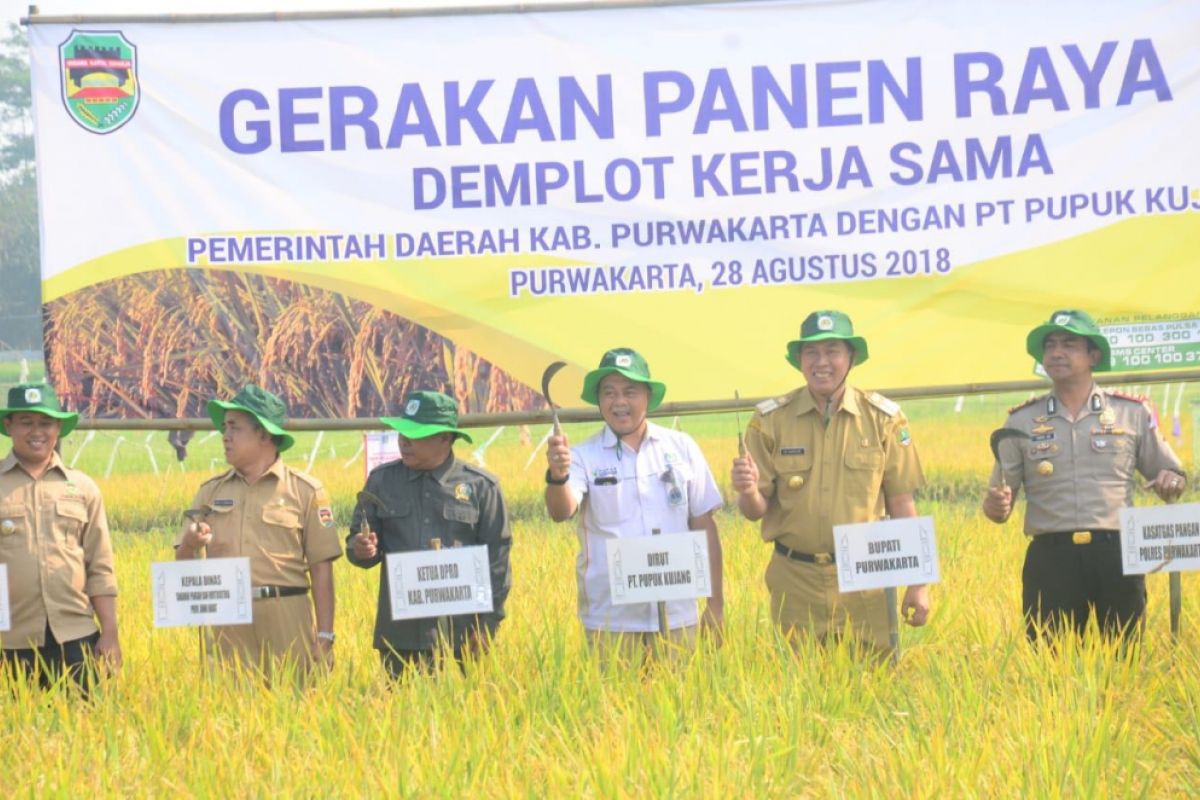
left=652, top=528, right=669, bottom=637
left=72, top=369, right=1200, bottom=432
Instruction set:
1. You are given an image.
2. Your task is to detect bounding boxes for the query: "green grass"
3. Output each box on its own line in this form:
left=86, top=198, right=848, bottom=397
left=0, top=357, right=44, bottom=387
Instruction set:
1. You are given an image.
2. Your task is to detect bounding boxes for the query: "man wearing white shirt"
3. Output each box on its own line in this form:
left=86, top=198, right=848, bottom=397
left=544, top=348, right=723, bottom=664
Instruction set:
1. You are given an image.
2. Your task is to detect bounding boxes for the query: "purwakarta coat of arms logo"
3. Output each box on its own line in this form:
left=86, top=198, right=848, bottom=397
left=59, top=30, right=140, bottom=134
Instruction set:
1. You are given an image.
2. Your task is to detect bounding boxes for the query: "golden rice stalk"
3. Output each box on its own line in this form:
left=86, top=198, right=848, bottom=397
left=44, top=269, right=545, bottom=419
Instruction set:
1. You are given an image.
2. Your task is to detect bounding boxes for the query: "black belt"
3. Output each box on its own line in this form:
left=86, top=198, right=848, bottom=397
left=251, top=585, right=309, bottom=600
left=1034, top=530, right=1119, bottom=546
left=774, top=541, right=835, bottom=565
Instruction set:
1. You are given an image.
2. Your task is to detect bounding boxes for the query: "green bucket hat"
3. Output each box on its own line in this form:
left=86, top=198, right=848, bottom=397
left=207, top=384, right=295, bottom=452
left=0, top=383, right=79, bottom=438
left=580, top=348, right=667, bottom=412
left=1026, top=309, right=1111, bottom=372
left=381, top=391, right=473, bottom=443
left=785, top=310, right=869, bottom=370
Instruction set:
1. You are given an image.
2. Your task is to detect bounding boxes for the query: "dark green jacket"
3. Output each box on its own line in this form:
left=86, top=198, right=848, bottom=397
left=347, top=454, right=512, bottom=652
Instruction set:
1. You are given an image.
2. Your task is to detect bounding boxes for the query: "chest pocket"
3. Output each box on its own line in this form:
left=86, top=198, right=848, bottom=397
left=441, top=502, right=481, bottom=545
left=844, top=438, right=885, bottom=494
left=661, top=462, right=693, bottom=509
left=443, top=504, right=479, bottom=525
left=1091, top=433, right=1135, bottom=477
left=54, top=498, right=88, bottom=545
left=258, top=502, right=305, bottom=555
left=776, top=448, right=813, bottom=510
left=0, top=503, right=28, bottom=551
left=376, top=502, right=417, bottom=550
left=262, top=504, right=303, bottom=529
left=202, top=502, right=237, bottom=557
left=587, top=478, right=636, bottom=525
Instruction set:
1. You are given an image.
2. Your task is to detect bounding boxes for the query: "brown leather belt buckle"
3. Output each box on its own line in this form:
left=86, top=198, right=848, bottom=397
left=1071, top=531, right=1092, bottom=545
left=813, top=552, right=834, bottom=565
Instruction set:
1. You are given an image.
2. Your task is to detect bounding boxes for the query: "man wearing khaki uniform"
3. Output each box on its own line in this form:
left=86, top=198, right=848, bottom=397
left=177, top=385, right=341, bottom=676
left=983, top=310, right=1186, bottom=640
left=732, top=311, right=929, bottom=652
left=0, top=383, right=120, bottom=692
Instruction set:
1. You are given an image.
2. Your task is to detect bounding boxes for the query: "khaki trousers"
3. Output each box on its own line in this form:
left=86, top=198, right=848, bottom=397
left=766, top=552, right=891, bottom=653
left=209, top=593, right=318, bottom=677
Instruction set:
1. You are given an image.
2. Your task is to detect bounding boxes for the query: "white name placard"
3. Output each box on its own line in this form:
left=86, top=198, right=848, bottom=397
left=834, top=516, right=939, bottom=593
left=606, top=530, right=711, bottom=605
left=386, top=545, right=494, bottom=620
left=1120, top=502, right=1200, bottom=575
left=0, top=564, right=10, bottom=632
left=365, top=431, right=401, bottom=478
left=151, top=557, right=253, bottom=628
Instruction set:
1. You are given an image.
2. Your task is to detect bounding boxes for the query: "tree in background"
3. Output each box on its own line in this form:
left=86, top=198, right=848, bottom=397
left=0, top=22, right=42, bottom=353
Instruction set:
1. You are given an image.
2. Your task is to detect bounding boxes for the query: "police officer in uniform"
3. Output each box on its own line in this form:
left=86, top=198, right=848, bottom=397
left=0, top=383, right=121, bottom=692
left=982, top=310, right=1186, bottom=640
left=176, top=385, right=341, bottom=677
left=731, top=311, right=930, bottom=653
left=347, top=391, right=512, bottom=679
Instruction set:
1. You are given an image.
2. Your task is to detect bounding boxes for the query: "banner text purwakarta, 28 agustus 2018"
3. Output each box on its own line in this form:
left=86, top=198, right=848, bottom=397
left=28, top=0, right=1200, bottom=418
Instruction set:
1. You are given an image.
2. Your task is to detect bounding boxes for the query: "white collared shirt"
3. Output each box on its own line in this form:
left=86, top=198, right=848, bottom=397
left=567, top=421, right=722, bottom=632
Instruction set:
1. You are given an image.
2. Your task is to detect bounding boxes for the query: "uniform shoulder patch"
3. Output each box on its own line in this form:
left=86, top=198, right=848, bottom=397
left=866, top=391, right=900, bottom=417
left=1008, top=396, right=1041, bottom=414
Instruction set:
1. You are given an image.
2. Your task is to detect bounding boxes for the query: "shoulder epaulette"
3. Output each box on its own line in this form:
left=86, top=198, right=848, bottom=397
left=57, top=464, right=99, bottom=491
left=1008, top=396, right=1041, bottom=414
left=199, top=468, right=236, bottom=488
left=287, top=467, right=324, bottom=491
left=756, top=391, right=795, bottom=416
left=1107, top=390, right=1149, bottom=405
left=367, top=457, right=404, bottom=479
left=460, top=461, right=499, bottom=484
left=756, top=397, right=781, bottom=415
left=866, top=391, right=900, bottom=417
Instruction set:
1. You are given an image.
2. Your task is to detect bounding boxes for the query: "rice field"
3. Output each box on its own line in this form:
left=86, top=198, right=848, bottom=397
left=2, top=391, right=1200, bottom=798
left=43, top=271, right=542, bottom=419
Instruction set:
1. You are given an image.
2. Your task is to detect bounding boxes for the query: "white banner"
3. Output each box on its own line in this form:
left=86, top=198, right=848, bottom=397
left=364, top=431, right=401, bottom=478
left=1120, top=502, right=1200, bottom=575
left=386, top=545, right=494, bottom=620
left=151, top=557, right=253, bottom=628
left=25, top=2, right=1200, bottom=418
left=0, top=564, right=10, bottom=633
left=835, top=516, right=939, bottom=592
left=606, top=530, right=712, bottom=605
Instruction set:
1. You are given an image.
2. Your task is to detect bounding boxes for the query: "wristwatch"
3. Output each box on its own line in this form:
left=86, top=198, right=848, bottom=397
left=317, top=631, right=336, bottom=644
left=545, top=469, right=569, bottom=486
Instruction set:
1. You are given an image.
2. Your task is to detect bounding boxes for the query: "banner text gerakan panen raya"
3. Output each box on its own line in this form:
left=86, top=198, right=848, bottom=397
left=28, top=0, right=1200, bottom=418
